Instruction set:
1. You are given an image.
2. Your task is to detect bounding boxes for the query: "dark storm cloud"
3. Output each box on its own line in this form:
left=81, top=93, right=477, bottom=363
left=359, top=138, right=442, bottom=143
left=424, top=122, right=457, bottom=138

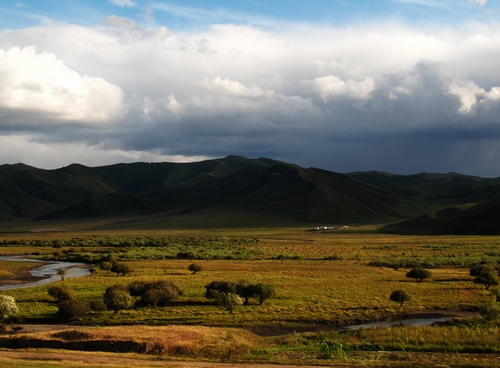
left=1, top=21, right=500, bottom=175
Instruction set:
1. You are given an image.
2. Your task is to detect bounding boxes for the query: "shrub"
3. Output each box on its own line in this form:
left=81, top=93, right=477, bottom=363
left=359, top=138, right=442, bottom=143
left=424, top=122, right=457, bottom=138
left=0, top=295, right=18, bottom=324
left=48, top=285, right=74, bottom=304
left=140, top=281, right=183, bottom=307
left=390, top=289, right=411, bottom=308
left=90, top=300, right=107, bottom=316
left=216, top=292, right=243, bottom=316
left=128, top=280, right=149, bottom=297
left=254, top=283, right=276, bottom=305
left=111, top=263, right=131, bottom=276
left=205, top=281, right=237, bottom=299
left=236, top=280, right=255, bottom=305
left=188, top=263, right=202, bottom=274
left=99, top=262, right=113, bottom=273
left=235, top=281, right=276, bottom=305
left=58, top=300, right=91, bottom=321
left=474, top=271, right=499, bottom=290
left=470, top=264, right=493, bottom=277
left=103, top=285, right=134, bottom=313
left=406, top=268, right=432, bottom=282
left=57, top=268, right=68, bottom=281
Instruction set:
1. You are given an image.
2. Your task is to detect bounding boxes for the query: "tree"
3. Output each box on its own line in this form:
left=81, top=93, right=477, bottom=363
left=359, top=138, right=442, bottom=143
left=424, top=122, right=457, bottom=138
left=103, top=285, right=134, bottom=313
left=188, top=263, right=202, bottom=274
left=470, top=263, right=492, bottom=277
left=99, top=262, right=113, bottom=274
left=205, top=281, right=237, bottom=299
left=235, top=280, right=255, bottom=305
left=139, top=280, right=183, bottom=307
left=235, top=281, right=276, bottom=305
left=216, top=292, right=243, bottom=316
left=57, top=268, right=68, bottom=281
left=390, top=289, right=411, bottom=308
left=254, top=283, right=276, bottom=305
left=128, top=280, right=149, bottom=297
left=406, top=268, right=432, bottom=283
left=0, top=295, right=18, bottom=325
left=111, top=263, right=131, bottom=276
left=48, top=285, right=74, bottom=303
left=90, top=300, right=107, bottom=317
left=474, top=271, right=499, bottom=290
left=58, top=300, right=91, bottom=321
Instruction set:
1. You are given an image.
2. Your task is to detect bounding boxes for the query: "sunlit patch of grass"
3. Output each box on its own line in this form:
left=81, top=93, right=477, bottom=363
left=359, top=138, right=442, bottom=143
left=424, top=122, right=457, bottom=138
left=0, top=270, right=15, bottom=278
left=1, top=232, right=499, bottom=327
left=0, top=325, right=263, bottom=360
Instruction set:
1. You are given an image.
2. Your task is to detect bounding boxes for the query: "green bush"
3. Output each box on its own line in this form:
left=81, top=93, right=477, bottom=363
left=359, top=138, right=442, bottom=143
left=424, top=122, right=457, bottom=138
left=103, top=285, right=134, bottom=313
left=48, top=285, right=74, bottom=304
left=58, top=300, right=91, bottom=321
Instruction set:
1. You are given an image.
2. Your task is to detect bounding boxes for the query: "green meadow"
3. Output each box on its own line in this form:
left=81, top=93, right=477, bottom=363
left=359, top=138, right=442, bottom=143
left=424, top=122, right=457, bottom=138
left=1, top=228, right=500, bottom=366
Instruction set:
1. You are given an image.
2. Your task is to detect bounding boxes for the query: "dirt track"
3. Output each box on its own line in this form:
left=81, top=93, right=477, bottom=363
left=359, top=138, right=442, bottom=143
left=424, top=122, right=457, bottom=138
left=0, top=351, right=340, bottom=368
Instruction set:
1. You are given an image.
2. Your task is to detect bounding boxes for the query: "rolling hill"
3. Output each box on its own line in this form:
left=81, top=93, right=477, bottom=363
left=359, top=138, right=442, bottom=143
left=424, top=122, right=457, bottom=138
left=2, top=157, right=500, bottom=230
left=380, top=197, right=500, bottom=235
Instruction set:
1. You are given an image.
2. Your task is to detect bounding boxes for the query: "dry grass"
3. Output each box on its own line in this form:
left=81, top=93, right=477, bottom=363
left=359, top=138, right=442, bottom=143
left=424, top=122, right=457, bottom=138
left=0, top=325, right=263, bottom=360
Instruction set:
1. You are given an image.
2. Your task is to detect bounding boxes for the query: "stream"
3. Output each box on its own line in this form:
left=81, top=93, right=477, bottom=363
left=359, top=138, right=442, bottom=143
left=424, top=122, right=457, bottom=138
left=0, top=256, right=91, bottom=290
left=343, top=316, right=467, bottom=330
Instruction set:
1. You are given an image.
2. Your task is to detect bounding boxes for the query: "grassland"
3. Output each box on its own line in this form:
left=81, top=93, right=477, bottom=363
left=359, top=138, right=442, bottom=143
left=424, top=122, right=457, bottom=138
left=1, top=228, right=500, bottom=367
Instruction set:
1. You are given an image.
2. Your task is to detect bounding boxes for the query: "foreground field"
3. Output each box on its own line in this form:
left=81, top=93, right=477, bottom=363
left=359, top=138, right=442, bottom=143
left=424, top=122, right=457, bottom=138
left=0, top=228, right=500, bottom=366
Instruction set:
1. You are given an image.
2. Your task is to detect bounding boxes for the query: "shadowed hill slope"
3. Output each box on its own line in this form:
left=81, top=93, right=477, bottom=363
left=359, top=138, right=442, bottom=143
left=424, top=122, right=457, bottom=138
left=380, top=197, right=500, bottom=235
left=0, top=156, right=283, bottom=220
left=349, top=171, right=500, bottom=207
left=38, top=164, right=458, bottom=226
left=3, top=157, right=500, bottom=228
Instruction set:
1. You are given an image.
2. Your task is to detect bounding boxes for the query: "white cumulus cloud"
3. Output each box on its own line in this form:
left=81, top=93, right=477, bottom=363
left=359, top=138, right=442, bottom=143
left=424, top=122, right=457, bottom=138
left=3, top=19, right=500, bottom=175
left=201, top=77, right=273, bottom=98
left=448, top=81, right=500, bottom=114
left=312, top=75, right=376, bottom=101
left=0, top=46, right=124, bottom=125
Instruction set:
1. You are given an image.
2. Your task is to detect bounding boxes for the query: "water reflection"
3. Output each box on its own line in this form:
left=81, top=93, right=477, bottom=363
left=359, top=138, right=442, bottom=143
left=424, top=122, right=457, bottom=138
left=0, top=256, right=91, bottom=290
left=344, top=316, right=472, bottom=330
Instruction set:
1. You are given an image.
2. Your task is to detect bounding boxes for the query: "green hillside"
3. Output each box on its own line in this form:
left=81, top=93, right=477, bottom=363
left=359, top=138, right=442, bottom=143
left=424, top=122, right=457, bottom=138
left=2, top=156, right=500, bottom=230
left=350, top=171, right=500, bottom=207
left=380, top=198, right=500, bottom=235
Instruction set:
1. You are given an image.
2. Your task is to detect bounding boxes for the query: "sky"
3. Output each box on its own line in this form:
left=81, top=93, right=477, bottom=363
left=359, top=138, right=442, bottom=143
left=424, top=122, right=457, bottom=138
left=1, top=0, right=500, bottom=177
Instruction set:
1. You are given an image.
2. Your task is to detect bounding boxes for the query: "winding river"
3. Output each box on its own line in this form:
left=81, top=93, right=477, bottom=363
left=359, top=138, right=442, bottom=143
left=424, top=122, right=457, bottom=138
left=0, top=256, right=91, bottom=290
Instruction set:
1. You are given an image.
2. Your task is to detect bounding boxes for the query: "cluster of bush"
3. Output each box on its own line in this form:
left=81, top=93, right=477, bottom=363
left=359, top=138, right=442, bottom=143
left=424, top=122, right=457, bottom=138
left=205, top=280, right=275, bottom=305
left=390, top=264, right=500, bottom=310
left=47, top=275, right=276, bottom=320
left=99, top=261, right=132, bottom=276
left=104, top=280, right=184, bottom=312
left=41, top=245, right=262, bottom=263
left=47, top=285, right=100, bottom=321
left=2, top=236, right=260, bottom=248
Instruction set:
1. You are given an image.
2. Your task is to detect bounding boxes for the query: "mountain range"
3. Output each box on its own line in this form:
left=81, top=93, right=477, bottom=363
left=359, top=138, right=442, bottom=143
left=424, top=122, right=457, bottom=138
left=1, top=155, right=500, bottom=233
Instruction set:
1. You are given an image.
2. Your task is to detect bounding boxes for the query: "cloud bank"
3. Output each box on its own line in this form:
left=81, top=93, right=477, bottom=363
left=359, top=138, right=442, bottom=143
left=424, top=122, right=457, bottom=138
left=1, top=17, right=500, bottom=176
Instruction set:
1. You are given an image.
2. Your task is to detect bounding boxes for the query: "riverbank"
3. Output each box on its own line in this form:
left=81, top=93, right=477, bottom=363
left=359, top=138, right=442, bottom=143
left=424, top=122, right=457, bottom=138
left=0, top=257, right=91, bottom=290
left=0, top=260, right=47, bottom=287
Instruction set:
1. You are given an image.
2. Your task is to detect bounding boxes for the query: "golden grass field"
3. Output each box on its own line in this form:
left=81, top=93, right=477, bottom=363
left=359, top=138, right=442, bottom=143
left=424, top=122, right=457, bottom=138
left=1, top=227, right=500, bottom=367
